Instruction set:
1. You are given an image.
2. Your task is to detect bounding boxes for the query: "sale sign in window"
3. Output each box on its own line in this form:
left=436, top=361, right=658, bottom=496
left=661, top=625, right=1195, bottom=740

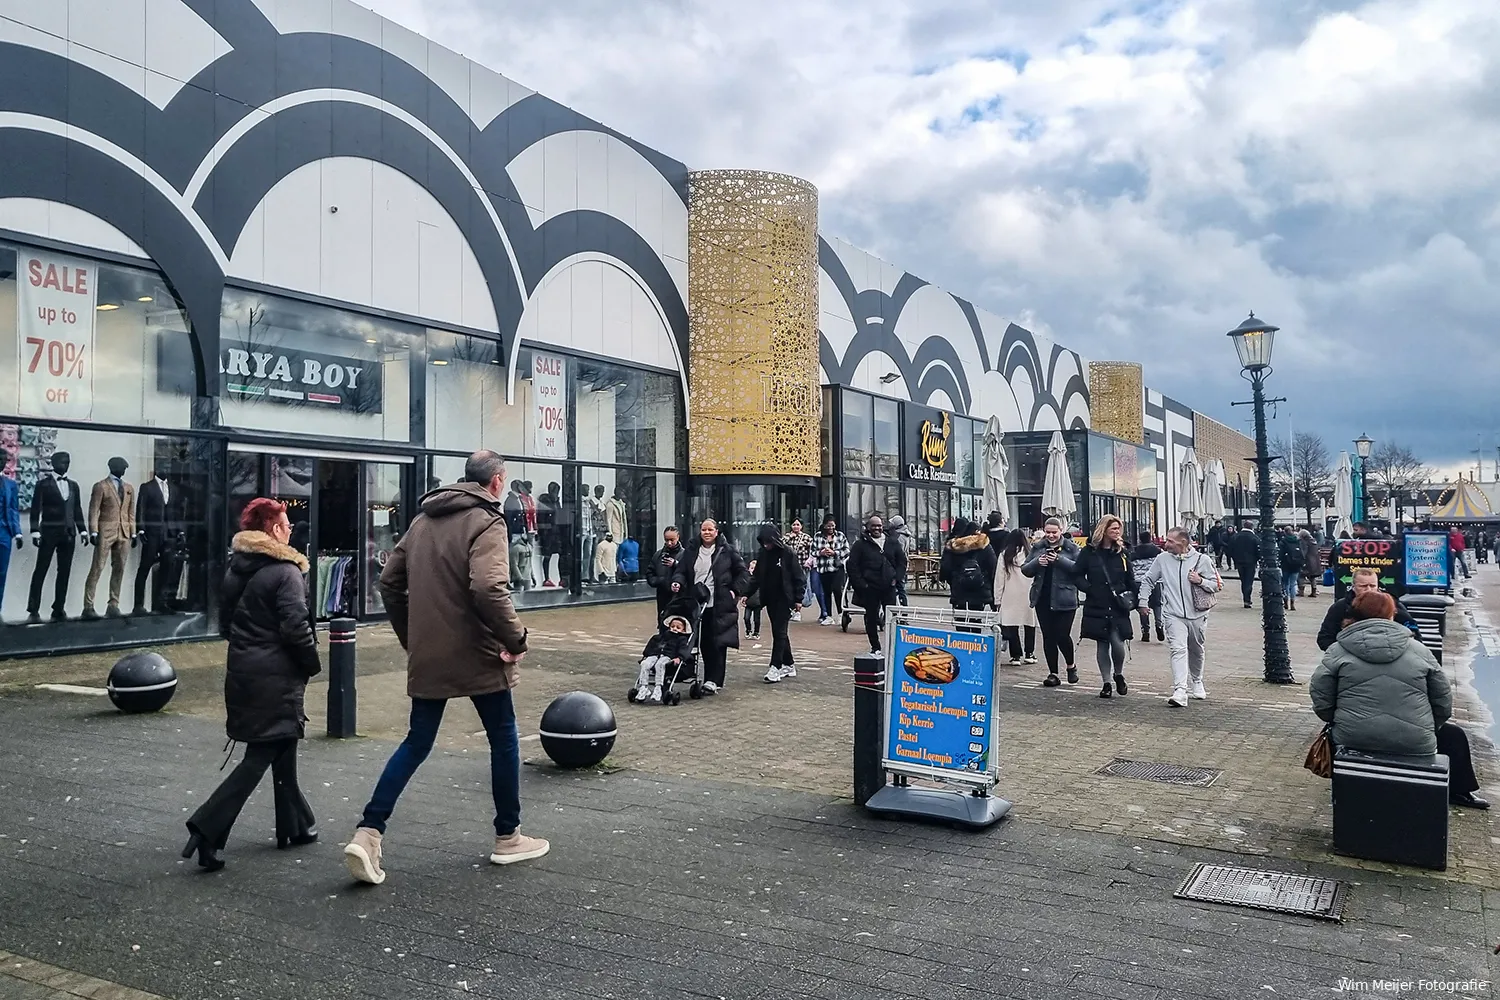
left=17, top=251, right=97, bottom=420
left=531, top=352, right=567, bottom=459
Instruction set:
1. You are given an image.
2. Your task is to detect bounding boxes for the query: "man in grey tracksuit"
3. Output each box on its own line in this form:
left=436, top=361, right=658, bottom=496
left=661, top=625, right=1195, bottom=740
left=1142, top=526, right=1222, bottom=708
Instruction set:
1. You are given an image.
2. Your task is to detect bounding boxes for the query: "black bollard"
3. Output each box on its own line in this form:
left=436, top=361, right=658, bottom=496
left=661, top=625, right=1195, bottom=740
left=327, top=617, right=357, bottom=738
left=852, top=652, right=886, bottom=807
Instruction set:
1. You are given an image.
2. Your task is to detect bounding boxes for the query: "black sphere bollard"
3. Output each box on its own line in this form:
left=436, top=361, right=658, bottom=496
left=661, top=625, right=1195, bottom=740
left=106, top=652, right=177, bottom=714
left=539, top=691, right=617, bottom=768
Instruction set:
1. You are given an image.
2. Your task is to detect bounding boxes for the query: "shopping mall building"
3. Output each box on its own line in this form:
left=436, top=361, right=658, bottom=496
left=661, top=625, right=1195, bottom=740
left=0, top=0, right=1254, bottom=657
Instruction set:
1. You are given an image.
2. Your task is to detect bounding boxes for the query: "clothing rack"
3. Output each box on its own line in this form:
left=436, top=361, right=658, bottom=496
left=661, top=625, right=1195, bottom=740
left=315, top=551, right=357, bottom=617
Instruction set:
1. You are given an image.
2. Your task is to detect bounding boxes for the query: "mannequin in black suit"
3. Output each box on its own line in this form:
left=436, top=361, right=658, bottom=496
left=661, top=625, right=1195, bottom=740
left=26, top=451, right=89, bottom=623
left=134, top=467, right=181, bottom=615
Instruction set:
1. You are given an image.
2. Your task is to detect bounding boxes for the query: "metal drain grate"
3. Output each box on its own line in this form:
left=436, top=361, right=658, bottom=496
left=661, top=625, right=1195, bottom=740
left=1094, top=758, right=1222, bottom=787
left=1175, top=863, right=1347, bottom=921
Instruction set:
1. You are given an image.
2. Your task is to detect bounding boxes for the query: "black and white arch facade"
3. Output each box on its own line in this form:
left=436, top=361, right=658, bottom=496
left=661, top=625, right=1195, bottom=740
left=0, top=0, right=690, bottom=400
left=817, top=236, right=1091, bottom=431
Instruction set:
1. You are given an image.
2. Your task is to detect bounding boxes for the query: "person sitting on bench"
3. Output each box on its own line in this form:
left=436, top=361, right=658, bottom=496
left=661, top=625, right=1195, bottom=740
left=1310, top=590, right=1487, bottom=809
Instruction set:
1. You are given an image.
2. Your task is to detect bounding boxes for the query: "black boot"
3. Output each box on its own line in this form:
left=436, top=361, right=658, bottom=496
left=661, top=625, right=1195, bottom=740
left=277, top=830, right=319, bottom=850
left=1099, top=683, right=1113, bottom=699
left=1042, top=672, right=1061, bottom=687
left=182, top=830, right=225, bottom=872
left=1113, top=673, right=1128, bottom=696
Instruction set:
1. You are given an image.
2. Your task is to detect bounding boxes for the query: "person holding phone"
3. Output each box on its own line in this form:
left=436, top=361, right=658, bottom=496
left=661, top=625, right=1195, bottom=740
left=1021, top=517, right=1081, bottom=687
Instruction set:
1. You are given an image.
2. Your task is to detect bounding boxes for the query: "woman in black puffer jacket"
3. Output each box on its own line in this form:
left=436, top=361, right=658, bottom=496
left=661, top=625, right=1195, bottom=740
left=183, top=498, right=321, bottom=871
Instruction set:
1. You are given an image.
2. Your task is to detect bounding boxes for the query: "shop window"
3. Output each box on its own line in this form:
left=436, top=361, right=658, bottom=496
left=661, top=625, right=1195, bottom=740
left=872, top=397, right=900, bottom=480
left=426, top=330, right=523, bottom=455
left=1137, top=446, right=1158, bottom=498
left=0, top=424, right=214, bottom=651
left=841, top=392, right=873, bottom=478
left=820, top=387, right=834, bottom=477
left=579, top=466, right=675, bottom=595
left=971, top=421, right=986, bottom=491
left=0, top=243, right=194, bottom=429
left=214, top=289, right=416, bottom=443
left=953, top=418, right=974, bottom=490
left=573, top=359, right=682, bottom=468
left=1088, top=434, right=1115, bottom=495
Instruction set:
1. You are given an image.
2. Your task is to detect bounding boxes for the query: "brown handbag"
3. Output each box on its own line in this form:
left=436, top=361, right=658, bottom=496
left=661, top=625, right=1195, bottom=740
left=1303, top=726, right=1333, bottom=779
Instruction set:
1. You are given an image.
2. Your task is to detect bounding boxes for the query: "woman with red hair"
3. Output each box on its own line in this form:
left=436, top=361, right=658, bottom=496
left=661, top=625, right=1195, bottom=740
left=182, top=498, right=322, bottom=870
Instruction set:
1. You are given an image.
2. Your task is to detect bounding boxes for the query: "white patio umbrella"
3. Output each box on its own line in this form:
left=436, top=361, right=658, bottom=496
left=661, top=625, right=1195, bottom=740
left=1178, top=447, right=1205, bottom=534
left=982, top=415, right=1009, bottom=523
left=1332, top=451, right=1354, bottom=538
left=1201, top=459, right=1226, bottom=530
left=1041, top=430, right=1077, bottom=530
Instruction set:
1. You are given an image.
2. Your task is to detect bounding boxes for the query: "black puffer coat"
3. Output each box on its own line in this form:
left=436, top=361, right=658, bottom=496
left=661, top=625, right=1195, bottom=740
left=219, top=531, right=321, bottom=743
left=670, top=538, right=751, bottom=650
left=939, top=527, right=998, bottom=609
left=1073, top=543, right=1136, bottom=642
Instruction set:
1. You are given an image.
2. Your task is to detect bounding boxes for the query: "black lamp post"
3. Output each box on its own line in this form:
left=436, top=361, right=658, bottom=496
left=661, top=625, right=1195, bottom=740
left=1227, top=313, right=1294, bottom=684
left=1354, top=433, right=1374, bottom=526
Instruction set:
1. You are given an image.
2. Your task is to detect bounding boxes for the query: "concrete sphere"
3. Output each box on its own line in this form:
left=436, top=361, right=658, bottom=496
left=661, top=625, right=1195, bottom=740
left=106, top=652, right=178, bottom=714
left=539, top=691, right=617, bottom=768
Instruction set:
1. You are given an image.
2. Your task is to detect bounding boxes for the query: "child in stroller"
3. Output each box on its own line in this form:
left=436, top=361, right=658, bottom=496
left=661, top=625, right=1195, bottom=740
left=629, top=589, right=705, bottom=706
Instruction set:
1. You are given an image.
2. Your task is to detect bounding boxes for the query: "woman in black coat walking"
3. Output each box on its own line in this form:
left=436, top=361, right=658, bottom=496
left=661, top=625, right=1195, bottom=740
left=940, top=519, right=998, bottom=619
left=670, top=519, right=750, bottom=695
left=182, top=499, right=321, bottom=871
left=743, top=522, right=806, bottom=684
left=1073, top=514, right=1135, bottom=698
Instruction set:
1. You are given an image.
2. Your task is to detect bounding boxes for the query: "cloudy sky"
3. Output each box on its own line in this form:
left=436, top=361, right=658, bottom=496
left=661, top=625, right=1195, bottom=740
left=364, top=0, right=1499, bottom=478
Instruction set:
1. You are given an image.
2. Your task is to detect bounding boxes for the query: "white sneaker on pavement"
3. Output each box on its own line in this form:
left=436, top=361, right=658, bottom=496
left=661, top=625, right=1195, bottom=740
left=763, top=666, right=782, bottom=683
left=648, top=685, right=663, bottom=704
left=781, top=665, right=796, bottom=679
left=702, top=680, right=719, bottom=695
left=820, top=616, right=833, bottom=626
left=490, top=832, right=550, bottom=865
left=791, top=611, right=802, bottom=622
left=1167, top=689, right=1188, bottom=708
left=1190, top=680, right=1208, bottom=700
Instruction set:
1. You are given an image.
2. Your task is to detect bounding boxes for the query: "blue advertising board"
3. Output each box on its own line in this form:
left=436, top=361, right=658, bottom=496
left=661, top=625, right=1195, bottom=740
left=1404, top=531, right=1451, bottom=590
left=885, top=623, right=996, bottom=779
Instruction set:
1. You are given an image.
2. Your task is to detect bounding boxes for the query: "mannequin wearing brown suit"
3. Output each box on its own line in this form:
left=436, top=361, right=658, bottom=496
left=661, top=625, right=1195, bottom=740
left=83, top=457, right=137, bottom=619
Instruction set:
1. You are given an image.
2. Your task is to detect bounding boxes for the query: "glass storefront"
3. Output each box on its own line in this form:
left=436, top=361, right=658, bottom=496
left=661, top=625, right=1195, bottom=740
left=0, top=237, right=686, bottom=656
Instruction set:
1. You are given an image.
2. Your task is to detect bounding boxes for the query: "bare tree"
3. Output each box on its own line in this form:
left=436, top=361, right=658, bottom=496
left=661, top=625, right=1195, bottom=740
left=1365, top=442, right=1436, bottom=516
left=1271, top=432, right=1334, bottom=526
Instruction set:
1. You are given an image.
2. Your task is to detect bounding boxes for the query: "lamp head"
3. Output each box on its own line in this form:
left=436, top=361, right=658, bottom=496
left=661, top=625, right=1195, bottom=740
left=1354, top=433, right=1374, bottom=460
left=1226, top=312, right=1278, bottom=371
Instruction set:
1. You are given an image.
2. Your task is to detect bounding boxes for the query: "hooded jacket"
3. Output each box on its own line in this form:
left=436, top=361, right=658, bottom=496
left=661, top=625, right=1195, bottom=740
left=1142, top=547, right=1221, bottom=621
left=1311, top=618, right=1452, bottom=757
left=939, top=527, right=997, bottom=609
left=1278, top=532, right=1305, bottom=573
left=846, top=529, right=906, bottom=599
left=1298, top=531, right=1322, bottom=576
left=1021, top=536, right=1081, bottom=612
left=379, top=482, right=528, bottom=700
left=744, top=524, right=807, bottom=612
left=219, top=530, right=321, bottom=743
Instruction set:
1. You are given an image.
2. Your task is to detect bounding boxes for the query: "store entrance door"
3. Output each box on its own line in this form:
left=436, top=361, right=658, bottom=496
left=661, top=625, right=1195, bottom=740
left=227, top=446, right=411, bottom=621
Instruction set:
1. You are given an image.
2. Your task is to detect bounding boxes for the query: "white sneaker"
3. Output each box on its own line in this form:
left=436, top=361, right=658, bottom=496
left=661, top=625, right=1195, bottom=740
left=1167, top=689, right=1188, bottom=708
left=648, top=685, right=663, bottom=704
left=1022, top=656, right=1038, bottom=665
left=702, top=680, right=719, bottom=695
left=781, top=665, right=796, bottom=680
left=1006, top=657, right=1023, bottom=666
left=791, top=611, right=802, bottom=622
left=820, top=616, right=833, bottom=626
left=1190, top=680, right=1208, bottom=700
left=763, top=666, right=782, bottom=684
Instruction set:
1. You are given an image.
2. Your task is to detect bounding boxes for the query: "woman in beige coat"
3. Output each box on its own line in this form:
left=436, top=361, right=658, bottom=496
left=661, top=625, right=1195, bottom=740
left=994, top=529, right=1038, bottom=665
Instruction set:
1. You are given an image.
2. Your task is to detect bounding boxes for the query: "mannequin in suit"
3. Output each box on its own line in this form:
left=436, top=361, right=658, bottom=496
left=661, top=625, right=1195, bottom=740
left=134, top=467, right=180, bottom=615
left=0, top=473, right=22, bottom=619
left=83, top=457, right=137, bottom=619
left=26, top=451, right=89, bottom=623
left=503, top=480, right=526, bottom=539
left=536, top=482, right=561, bottom=586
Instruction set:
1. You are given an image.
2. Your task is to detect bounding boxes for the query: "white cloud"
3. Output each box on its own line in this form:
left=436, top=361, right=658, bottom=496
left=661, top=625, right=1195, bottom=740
left=363, top=0, right=1500, bottom=465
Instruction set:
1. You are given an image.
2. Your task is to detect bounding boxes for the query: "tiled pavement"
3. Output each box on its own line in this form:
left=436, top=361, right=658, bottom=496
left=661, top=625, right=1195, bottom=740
left=0, top=693, right=1495, bottom=1000
left=1, top=567, right=1497, bottom=997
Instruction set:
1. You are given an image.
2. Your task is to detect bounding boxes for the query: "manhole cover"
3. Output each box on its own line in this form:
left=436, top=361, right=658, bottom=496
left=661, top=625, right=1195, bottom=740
left=1094, top=758, right=1221, bottom=787
left=1175, top=863, right=1346, bottom=921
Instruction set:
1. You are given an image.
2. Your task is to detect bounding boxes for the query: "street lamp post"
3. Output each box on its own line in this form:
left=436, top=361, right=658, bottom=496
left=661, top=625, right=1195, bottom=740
left=1227, top=313, right=1294, bottom=684
left=1354, top=434, right=1374, bottom=527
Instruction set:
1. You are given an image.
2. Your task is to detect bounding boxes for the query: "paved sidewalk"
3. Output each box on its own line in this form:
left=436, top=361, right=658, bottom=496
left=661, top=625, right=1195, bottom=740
left=0, top=693, right=1495, bottom=1000
left=8, top=571, right=1495, bottom=885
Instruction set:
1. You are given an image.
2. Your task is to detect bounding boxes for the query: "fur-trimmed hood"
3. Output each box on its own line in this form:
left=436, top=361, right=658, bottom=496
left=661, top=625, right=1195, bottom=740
left=945, top=532, right=991, bottom=554
left=231, top=530, right=310, bottom=573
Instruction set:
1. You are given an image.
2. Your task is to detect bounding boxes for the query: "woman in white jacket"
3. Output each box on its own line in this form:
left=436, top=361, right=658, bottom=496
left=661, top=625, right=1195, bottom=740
left=993, top=529, right=1038, bottom=665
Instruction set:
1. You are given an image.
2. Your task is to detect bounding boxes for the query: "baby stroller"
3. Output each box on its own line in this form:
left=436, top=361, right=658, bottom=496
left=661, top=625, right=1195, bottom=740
left=628, top=586, right=708, bottom=706
left=840, top=579, right=867, bottom=633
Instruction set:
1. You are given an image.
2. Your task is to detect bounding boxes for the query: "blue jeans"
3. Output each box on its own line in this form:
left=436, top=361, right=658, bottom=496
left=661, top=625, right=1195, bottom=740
left=360, top=690, right=520, bottom=836
left=1282, top=571, right=1299, bottom=602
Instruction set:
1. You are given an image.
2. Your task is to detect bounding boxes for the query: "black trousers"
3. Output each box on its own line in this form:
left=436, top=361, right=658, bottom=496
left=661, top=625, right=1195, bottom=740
left=27, top=529, right=76, bottom=615
left=135, top=531, right=180, bottom=613
left=1237, top=564, right=1256, bottom=605
left=1035, top=607, right=1077, bottom=673
left=701, top=637, right=728, bottom=688
left=1002, top=625, right=1036, bottom=660
left=187, top=738, right=315, bottom=849
left=1438, top=722, right=1479, bottom=795
left=766, top=605, right=794, bottom=668
left=862, top=588, right=894, bottom=651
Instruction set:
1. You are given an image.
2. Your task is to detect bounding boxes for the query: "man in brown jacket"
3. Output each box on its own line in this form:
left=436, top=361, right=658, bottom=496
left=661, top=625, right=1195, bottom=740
left=344, top=450, right=548, bottom=885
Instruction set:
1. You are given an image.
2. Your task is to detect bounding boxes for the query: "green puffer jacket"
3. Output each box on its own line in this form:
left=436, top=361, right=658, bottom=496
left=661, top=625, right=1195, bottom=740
left=1310, top=619, right=1452, bottom=757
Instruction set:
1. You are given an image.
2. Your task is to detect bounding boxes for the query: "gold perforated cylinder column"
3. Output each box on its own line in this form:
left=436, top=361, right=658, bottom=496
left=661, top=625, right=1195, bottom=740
left=687, top=169, right=820, bottom=476
left=1087, top=361, right=1145, bottom=445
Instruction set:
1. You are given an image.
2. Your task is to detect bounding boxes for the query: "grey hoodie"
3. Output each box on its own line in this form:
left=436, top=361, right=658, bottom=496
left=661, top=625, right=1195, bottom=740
left=1310, top=618, right=1451, bottom=757
left=1142, top=547, right=1220, bottom=620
